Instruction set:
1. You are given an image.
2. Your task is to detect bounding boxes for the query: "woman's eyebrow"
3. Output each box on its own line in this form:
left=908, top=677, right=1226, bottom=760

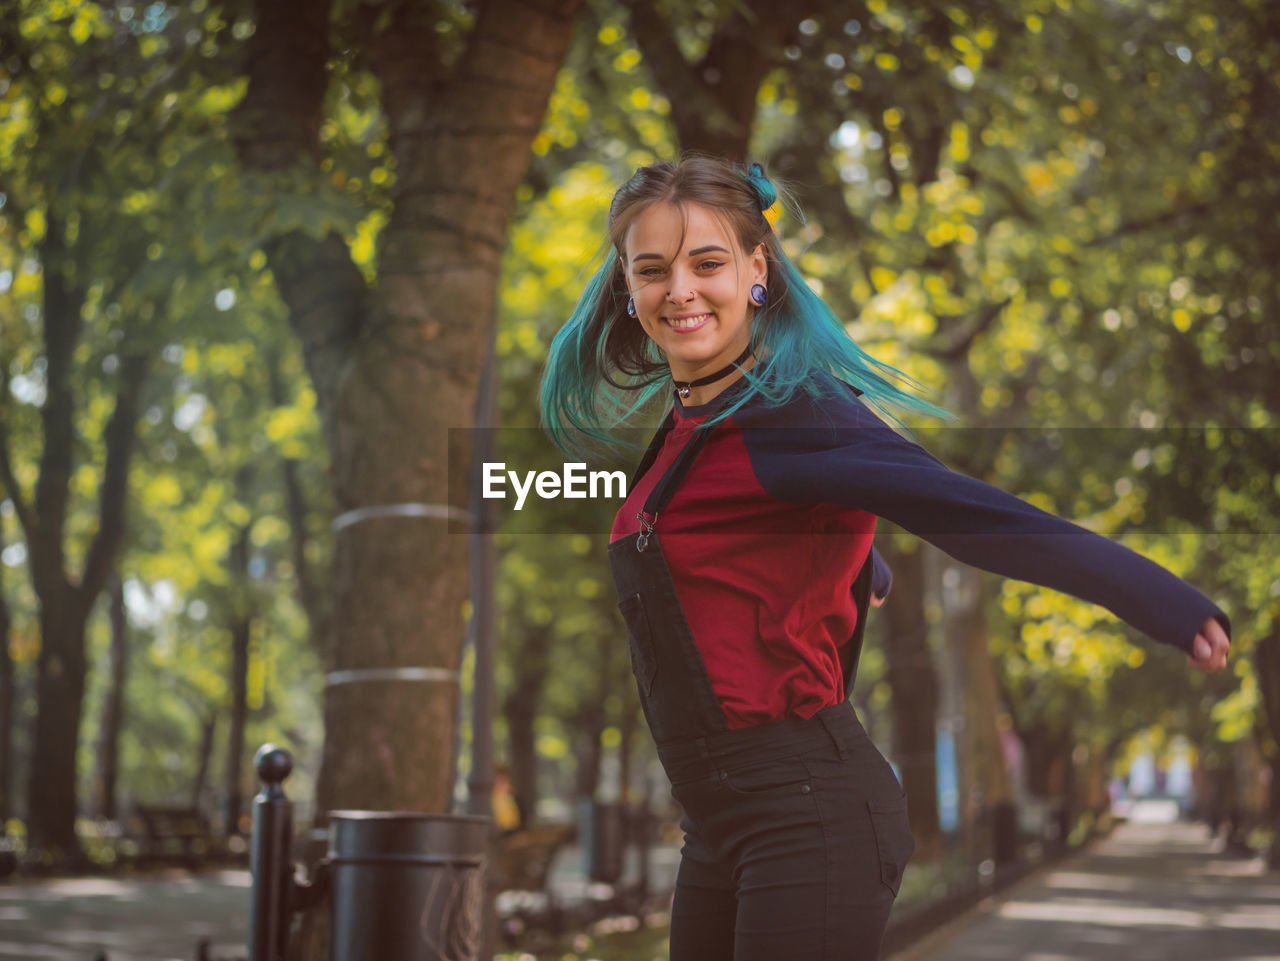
left=631, top=244, right=730, bottom=263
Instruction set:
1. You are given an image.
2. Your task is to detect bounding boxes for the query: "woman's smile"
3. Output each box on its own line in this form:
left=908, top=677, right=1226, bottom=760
left=623, top=201, right=767, bottom=397
left=666, top=312, right=713, bottom=331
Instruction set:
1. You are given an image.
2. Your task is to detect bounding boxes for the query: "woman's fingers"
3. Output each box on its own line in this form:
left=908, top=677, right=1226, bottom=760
left=1187, top=617, right=1230, bottom=673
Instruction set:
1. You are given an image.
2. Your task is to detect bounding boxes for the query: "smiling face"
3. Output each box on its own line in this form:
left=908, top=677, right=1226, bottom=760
left=623, top=201, right=767, bottom=389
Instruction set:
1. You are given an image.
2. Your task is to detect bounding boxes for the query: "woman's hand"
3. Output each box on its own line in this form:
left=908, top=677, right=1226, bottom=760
left=1188, top=616, right=1230, bottom=673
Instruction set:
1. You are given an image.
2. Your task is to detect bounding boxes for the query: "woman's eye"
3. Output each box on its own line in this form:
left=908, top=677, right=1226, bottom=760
left=639, top=267, right=664, bottom=277
left=697, top=261, right=723, bottom=271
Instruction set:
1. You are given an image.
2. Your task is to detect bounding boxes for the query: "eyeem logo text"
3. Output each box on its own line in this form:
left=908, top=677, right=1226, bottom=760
left=482, top=463, right=628, bottom=511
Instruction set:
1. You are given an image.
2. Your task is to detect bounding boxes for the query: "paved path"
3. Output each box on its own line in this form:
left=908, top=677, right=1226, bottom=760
left=892, top=818, right=1280, bottom=961
left=0, top=870, right=250, bottom=961
left=0, top=843, right=682, bottom=961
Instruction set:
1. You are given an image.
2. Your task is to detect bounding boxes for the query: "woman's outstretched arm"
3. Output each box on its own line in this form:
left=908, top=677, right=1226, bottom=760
left=740, top=383, right=1230, bottom=667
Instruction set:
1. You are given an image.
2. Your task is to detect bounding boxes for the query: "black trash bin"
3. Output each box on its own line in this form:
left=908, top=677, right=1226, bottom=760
left=329, top=811, right=491, bottom=961
left=583, top=801, right=626, bottom=885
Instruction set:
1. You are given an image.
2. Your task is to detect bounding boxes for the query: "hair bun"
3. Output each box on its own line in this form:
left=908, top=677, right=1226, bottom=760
left=744, top=161, right=778, bottom=211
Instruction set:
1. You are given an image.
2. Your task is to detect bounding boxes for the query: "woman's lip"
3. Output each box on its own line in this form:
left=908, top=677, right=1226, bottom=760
left=664, top=313, right=712, bottom=331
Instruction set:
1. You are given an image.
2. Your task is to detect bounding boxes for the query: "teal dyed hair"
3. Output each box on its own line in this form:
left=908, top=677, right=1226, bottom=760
left=540, top=156, right=950, bottom=455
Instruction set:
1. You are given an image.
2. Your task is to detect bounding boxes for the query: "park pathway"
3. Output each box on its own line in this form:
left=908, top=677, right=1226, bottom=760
left=890, top=812, right=1280, bottom=961
left=0, top=869, right=250, bottom=961
left=0, top=840, right=681, bottom=961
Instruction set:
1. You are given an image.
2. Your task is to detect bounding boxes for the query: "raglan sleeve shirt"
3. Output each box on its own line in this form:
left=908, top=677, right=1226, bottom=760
left=737, top=380, right=1230, bottom=656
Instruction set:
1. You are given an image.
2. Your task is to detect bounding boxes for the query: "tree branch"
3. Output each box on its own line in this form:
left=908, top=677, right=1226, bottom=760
left=80, top=351, right=149, bottom=604
left=233, top=0, right=331, bottom=170
left=265, top=347, right=330, bottom=658
left=231, top=0, right=367, bottom=453
left=1085, top=202, right=1213, bottom=248
left=0, top=367, right=34, bottom=540
left=922, top=297, right=1012, bottom=361
left=621, top=0, right=740, bottom=150
left=31, top=213, right=82, bottom=594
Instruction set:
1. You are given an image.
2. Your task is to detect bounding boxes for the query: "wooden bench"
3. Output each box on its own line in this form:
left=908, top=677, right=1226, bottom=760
left=490, top=824, right=576, bottom=940
left=128, top=804, right=216, bottom=866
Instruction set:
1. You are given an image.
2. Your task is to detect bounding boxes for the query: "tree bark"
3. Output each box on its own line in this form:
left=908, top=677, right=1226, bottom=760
left=624, top=0, right=804, bottom=160
left=1255, top=631, right=1280, bottom=868
left=502, top=624, right=553, bottom=825
left=92, top=575, right=128, bottom=820
left=881, top=538, right=942, bottom=860
left=225, top=521, right=253, bottom=836
left=945, top=564, right=1012, bottom=813
left=266, top=349, right=331, bottom=661
left=192, top=711, right=218, bottom=813
left=231, top=0, right=580, bottom=826
left=0, top=535, right=12, bottom=824
left=237, top=6, right=579, bottom=957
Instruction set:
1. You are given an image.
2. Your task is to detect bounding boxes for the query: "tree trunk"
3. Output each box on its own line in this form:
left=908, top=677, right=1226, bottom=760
left=236, top=7, right=579, bottom=957
left=502, top=625, right=553, bottom=825
left=574, top=629, right=615, bottom=801
left=225, top=522, right=252, bottom=836
left=28, top=588, right=92, bottom=855
left=1021, top=721, right=1072, bottom=799
left=192, top=711, right=218, bottom=813
left=1254, top=631, right=1280, bottom=868
left=624, top=0, right=803, bottom=160
left=574, top=704, right=606, bottom=803
left=232, top=0, right=581, bottom=829
left=266, top=348, right=330, bottom=661
left=93, top=575, right=128, bottom=820
left=881, top=538, right=942, bottom=860
left=0, top=547, right=12, bottom=824
left=935, top=555, right=1012, bottom=862
left=618, top=700, right=639, bottom=804
left=5, top=209, right=148, bottom=857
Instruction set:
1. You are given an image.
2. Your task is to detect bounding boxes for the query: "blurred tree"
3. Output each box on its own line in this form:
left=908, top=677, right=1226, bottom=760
left=226, top=0, right=582, bottom=860
left=0, top=519, right=13, bottom=824
left=90, top=574, right=127, bottom=820
left=0, top=0, right=328, bottom=854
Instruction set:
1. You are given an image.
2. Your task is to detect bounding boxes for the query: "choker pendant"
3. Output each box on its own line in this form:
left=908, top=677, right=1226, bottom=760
left=672, top=345, right=754, bottom=401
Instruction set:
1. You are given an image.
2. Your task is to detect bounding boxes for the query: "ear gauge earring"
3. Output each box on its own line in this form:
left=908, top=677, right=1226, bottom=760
left=626, top=297, right=637, bottom=318
left=749, top=284, right=768, bottom=307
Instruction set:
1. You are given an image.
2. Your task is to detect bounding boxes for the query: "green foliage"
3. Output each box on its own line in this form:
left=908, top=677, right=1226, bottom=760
left=1, top=0, right=331, bottom=818
left=490, top=0, right=1279, bottom=813
left=1, top=0, right=1274, bottom=848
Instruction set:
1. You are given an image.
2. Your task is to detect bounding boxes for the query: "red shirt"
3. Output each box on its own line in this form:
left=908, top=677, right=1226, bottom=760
left=611, top=396, right=875, bottom=729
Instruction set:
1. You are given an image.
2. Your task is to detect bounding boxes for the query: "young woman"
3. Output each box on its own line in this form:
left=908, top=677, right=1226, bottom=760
left=539, top=156, right=1230, bottom=961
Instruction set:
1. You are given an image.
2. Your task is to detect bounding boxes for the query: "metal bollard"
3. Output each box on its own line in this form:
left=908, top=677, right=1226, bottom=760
left=249, top=744, right=295, bottom=961
left=247, top=745, right=329, bottom=961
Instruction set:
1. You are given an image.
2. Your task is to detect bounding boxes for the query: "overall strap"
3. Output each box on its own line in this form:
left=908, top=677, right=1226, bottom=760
left=643, top=425, right=714, bottom=517
left=627, top=412, right=675, bottom=492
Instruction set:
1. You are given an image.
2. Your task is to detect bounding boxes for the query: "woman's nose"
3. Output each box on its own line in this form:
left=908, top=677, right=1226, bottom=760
left=666, top=269, right=695, bottom=302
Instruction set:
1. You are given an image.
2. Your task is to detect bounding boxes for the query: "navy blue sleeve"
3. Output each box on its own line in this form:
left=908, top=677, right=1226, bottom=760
left=739, top=385, right=1229, bottom=656
left=869, top=547, right=892, bottom=600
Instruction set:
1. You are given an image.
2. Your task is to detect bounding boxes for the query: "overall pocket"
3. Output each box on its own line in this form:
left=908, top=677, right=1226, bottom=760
left=722, top=756, right=813, bottom=798
left=618, top=592, right=658, bottom=697
left=867, top=794, right=915, bottom=897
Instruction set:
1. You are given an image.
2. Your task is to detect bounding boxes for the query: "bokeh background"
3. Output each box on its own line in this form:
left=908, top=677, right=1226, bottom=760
left=0, top=0, right=1277, bottom=957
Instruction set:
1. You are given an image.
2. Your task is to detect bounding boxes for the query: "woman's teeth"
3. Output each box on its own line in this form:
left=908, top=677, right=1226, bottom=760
left=668, top=314, right=710, bottom=329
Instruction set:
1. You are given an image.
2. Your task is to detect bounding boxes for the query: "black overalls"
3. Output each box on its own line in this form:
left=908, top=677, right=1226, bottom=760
left=609, top=421, right=916, bottom=961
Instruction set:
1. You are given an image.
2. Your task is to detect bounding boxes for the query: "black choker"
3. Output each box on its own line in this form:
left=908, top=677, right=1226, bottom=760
left=673, top=346, right=754, bottom=400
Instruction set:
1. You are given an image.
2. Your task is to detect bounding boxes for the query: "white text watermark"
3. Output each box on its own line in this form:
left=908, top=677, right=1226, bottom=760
left=482, top=463, right=628, bottom=511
